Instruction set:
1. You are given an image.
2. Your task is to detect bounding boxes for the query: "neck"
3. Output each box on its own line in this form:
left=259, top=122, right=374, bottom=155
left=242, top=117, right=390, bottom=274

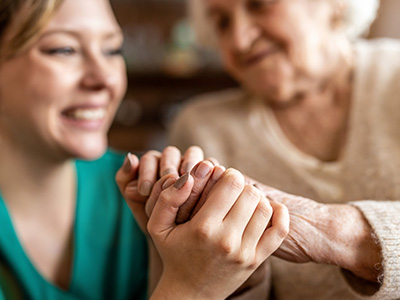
left=0, top=137, right=75, bottom=214
left=267, top=48, right=355, bottom=162
left=275, top=46, right=354, bottom=113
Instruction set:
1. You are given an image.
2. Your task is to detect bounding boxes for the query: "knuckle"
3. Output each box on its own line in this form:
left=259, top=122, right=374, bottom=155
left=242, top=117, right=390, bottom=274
left=224, top=168, right=245, bottom=192
left=194, top=221, right=214, bottom=240
left=157, top=190, right=175, bottom=208
left=232, top=249, right=255, bottom=267
left=257, top=198, right=273, bottom=220
left=142, top=150, right=161, bottom=160
left=247, top=257, right=259, bottom=269
left=218, top=235, right=236, bottom=255
left=187, top=145, right=203, bottom=154
left=163, top=146, right=180, bottom=156
left=277, top=223, right=290, bottom=240
left=205, top=157, right=220, bottom=166
left=244, top=185, right=262, bottom=203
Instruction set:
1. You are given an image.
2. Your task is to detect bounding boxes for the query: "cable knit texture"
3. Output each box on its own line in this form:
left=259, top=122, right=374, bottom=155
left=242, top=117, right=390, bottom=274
left=169, top=39, right=400, bottom=299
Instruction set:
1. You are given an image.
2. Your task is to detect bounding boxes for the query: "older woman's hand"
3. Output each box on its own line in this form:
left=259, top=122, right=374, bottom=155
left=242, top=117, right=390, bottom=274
left=247, top=177, right=383, bottom=283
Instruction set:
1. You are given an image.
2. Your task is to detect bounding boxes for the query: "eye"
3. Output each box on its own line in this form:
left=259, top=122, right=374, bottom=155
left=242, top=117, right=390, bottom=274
left=247, top=0, right=277, bottom=12
left=43, top=47, right=76, bottom=56
left=213, top=15, right=231, bottom=34
left=104, top=48, right=123, bottom=57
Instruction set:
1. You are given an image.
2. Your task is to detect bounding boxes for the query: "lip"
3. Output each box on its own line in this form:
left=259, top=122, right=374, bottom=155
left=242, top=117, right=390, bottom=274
left=241, top=47, right=278, bottom=67
left=61, top=105, right=109, bottom=131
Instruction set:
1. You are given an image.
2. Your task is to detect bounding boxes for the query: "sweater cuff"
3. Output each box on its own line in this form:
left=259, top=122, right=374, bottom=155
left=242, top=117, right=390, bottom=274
left=348, top=200, right=400, bottom=299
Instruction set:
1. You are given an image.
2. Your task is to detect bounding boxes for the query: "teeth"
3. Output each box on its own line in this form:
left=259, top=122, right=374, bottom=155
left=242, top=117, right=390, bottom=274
left=67, top=108, right=106, bottom=121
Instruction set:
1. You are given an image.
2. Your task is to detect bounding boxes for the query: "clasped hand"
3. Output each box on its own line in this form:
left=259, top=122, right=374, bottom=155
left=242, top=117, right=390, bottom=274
left=116, top=146, right=289, bottom=299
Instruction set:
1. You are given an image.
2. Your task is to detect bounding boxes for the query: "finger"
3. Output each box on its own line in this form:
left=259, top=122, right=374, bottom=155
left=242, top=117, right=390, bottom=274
left=253, top=182, right=276, bottom=194
left=191, top=165, right=226, bottom=218
left=205, top=157, right=220, bottom=166
left=115, top=153, right=140, bottom=194
left=145, top=174, right=178, bottom=217
left=256, top=201, right=290, bottom=259
left=138, top=150, right=162, bottom=196
left=193, top=168, right=244, bottom=223
left=180, top=146, right=204, bottom=174
left=123, top=180, right=150, bottom=232
left=223, top=185, right=264, bottom=236
left=148, top=173, right=194, bottom=237
left=159, top=146, right=182, bottom=177
left=241, top=196, right=273, bottom=250
left=175, top=160, right=214, bottom=224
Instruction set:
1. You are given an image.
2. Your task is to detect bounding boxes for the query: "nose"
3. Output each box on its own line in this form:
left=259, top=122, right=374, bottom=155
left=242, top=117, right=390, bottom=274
left=81, top=53, right=120, bottom=91
left=230, top=11, right=260, bottom=53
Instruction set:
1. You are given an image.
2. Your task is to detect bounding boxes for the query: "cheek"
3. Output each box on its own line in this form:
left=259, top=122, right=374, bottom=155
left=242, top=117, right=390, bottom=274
left=112, top=61, right=128, bottom=104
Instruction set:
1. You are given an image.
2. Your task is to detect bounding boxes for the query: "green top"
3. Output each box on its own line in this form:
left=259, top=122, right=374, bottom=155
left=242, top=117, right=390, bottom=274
left=0, top=150, right=148, bottom=300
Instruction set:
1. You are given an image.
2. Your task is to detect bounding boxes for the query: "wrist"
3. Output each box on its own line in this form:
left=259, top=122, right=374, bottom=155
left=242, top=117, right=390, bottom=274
left=150, top=275, right=221, bottom=300
left=325, top=204, right=382, bottom=282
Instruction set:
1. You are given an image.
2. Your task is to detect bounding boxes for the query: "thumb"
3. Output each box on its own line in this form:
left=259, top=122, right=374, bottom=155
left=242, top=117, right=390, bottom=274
left=147, top=173, right=193, bottom=238
left=115, top=153, right=140, bottom=197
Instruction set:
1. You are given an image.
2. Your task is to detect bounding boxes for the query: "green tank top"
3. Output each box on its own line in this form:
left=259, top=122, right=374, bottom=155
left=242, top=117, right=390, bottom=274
left=0, top=150, right=148, bottom=300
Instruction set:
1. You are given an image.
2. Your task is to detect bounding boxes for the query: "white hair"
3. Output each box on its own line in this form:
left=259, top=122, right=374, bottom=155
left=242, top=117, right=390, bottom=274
left=188, top=0, right=380, bottom=48
left=344, top=0, right=380, bottom=39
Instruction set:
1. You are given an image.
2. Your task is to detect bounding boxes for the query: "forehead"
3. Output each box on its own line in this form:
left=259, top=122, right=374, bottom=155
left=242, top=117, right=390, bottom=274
left=45, top=0, right=120, bottom=34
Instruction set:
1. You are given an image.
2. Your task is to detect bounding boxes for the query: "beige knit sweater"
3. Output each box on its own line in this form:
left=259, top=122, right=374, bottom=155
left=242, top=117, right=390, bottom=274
left=169, top=39, right=400, bottom=299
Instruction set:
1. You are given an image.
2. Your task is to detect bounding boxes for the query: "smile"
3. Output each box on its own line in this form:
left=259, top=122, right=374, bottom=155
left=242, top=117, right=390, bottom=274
left=63, top=107, right=107, bottom=121
left=243, top=47, right=278, bottom=66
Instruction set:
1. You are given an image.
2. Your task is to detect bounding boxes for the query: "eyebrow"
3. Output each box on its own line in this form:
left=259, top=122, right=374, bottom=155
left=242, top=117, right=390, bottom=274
left=39, top=29, right=123, bottom=40
left=206, top=6, right=225, bottom=19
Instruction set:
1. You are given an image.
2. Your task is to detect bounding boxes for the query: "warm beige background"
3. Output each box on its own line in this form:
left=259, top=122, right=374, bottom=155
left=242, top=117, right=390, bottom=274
left=370, top=0, right=400, bottom=38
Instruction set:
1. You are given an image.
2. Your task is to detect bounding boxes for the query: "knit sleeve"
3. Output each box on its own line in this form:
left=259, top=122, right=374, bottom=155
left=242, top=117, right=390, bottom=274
left=347, top=200, right=400, bottom=299
left=168, top=104, right=199, bottom=153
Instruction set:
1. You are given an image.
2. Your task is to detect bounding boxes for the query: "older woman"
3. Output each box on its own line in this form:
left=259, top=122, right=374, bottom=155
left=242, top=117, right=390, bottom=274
left=170, top=0, right=400, bottom=299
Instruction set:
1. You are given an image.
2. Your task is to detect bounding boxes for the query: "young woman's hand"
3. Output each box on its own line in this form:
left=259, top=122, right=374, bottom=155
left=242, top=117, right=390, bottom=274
left=115, top=146, right=205, bottom=233
left=148, top=169, right=289, bottom=300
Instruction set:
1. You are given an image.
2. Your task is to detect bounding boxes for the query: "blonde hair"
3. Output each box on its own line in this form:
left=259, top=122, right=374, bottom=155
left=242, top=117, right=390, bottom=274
left=0, top=0, right=63, bottom=61
left=188, top=0, right=380, bottom=48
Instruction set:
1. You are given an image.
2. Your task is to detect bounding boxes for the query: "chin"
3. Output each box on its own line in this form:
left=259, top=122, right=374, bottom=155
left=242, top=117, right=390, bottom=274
left=64, top=138, right=108, bottom=161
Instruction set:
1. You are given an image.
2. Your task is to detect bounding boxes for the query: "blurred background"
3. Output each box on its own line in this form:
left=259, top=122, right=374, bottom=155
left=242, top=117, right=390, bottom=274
left=108, top=0, right=400, bottom=154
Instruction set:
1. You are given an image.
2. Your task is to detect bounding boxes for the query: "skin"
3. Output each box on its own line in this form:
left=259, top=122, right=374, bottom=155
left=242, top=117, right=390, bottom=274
left=205, top=0, right=353, bottom=161
left=199, top=0, right=382, bottom=284
left=0, top=0, right=289, bottom=297
left=0, top=0, right=125, bottom=289
left=116, top=147, right=276, bottom=297
left=116, top=149, right=290, bottom=299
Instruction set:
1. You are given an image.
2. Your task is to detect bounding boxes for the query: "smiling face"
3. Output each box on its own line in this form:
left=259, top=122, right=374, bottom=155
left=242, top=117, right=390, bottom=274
left=0, top=0, right=126, bottom=161
left=205, top=0, right=346, bottom=104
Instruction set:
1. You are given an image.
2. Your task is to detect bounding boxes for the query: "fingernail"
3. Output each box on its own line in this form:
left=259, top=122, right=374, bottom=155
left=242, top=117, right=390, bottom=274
left=182, top=162, right=191, bottom=173
left=162, top=167, right=175, bottom=177
left=195, top=162, right=211, bottom=178
left=174, top=173, right=189, bottom=189
left=212, top=166, right=225, bottom=180
left=122, top=153, right=132, bottom=173
left=139, top=181, right=153, bottom=196
left=162, top=177, right=176, bottom=190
